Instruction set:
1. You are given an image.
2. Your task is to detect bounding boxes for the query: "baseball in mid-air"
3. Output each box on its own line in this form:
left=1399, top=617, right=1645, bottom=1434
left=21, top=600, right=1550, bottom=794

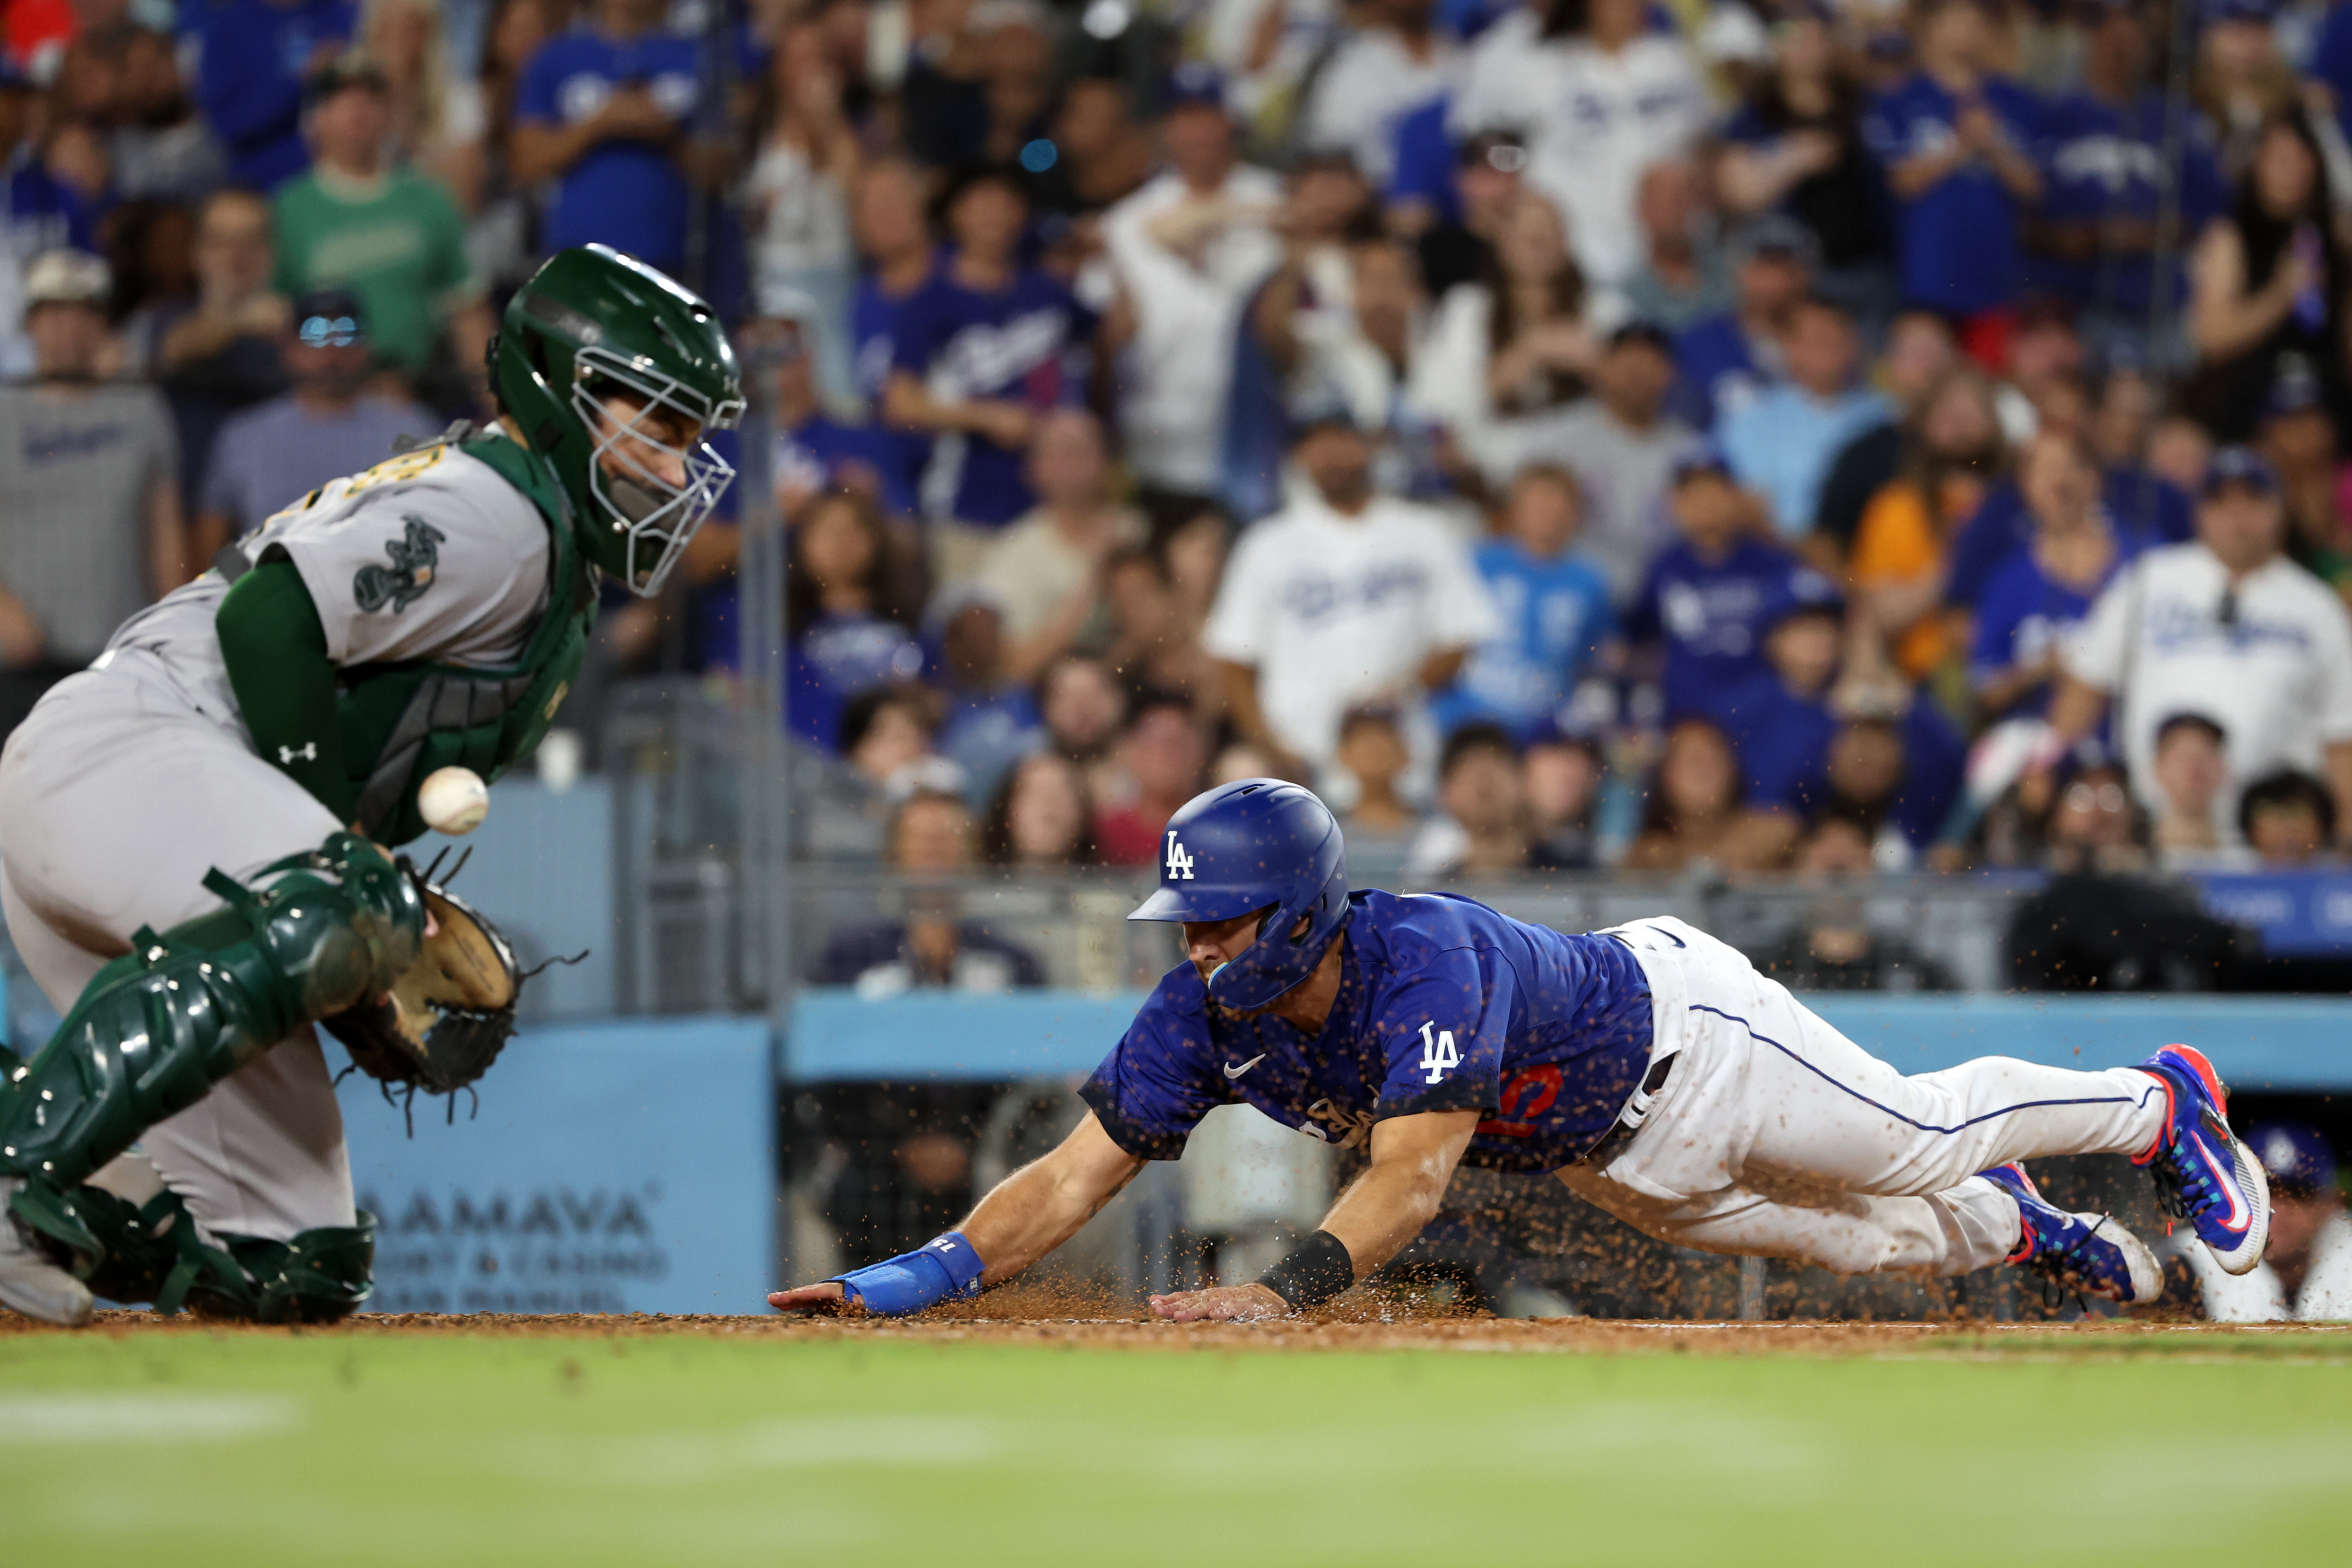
left=419, top=767, right=490, bottom=835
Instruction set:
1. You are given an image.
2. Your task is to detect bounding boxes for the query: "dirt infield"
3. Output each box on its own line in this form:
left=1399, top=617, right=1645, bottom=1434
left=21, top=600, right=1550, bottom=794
left=11, top=1305, right=2351, bottom=1356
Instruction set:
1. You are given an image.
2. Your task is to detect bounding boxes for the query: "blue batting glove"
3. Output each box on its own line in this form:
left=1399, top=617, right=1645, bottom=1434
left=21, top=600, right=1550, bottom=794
left=829, top=1232, right=986, bottom=1315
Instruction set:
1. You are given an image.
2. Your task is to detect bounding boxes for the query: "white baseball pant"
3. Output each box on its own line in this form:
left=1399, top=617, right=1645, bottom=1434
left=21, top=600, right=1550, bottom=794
left=1559, top=918, right=2171, bottom=1277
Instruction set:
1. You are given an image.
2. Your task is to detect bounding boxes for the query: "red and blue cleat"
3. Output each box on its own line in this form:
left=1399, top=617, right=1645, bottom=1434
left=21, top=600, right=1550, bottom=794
left=1980, top=1163, right=2162, bottom=1305
left=2134, top=1045, right=2270, bottom=1274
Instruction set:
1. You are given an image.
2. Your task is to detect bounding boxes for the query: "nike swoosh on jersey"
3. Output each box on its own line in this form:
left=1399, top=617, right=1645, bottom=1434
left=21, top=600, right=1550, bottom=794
left=1222, top=1055, right=1266, bottom=1080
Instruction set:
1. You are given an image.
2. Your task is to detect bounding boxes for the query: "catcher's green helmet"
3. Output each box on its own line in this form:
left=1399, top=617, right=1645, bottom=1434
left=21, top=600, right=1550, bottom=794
left=490, top=245, right=743, bottom=595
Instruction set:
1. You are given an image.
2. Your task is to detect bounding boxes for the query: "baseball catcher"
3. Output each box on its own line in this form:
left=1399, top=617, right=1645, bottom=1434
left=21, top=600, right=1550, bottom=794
left=773, top=781, right=2272, bottom=1321
left=0, top=245, right=740, bottom=1325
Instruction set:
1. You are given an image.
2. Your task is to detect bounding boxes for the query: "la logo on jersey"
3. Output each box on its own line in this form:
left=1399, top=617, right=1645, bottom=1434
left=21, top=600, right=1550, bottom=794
left=1419, top=1022, right=1459, bottom=1085
left=1164, top=831, right=1195, bottom=880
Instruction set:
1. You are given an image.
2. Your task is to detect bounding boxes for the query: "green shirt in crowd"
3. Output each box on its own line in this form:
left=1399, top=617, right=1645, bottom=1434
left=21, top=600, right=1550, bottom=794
left=272, top=166, right=475, bottom=373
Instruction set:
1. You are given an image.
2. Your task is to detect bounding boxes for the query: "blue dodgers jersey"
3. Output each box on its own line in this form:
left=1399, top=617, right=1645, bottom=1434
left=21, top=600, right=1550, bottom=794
left=1669, top=312, right=1764, bottom=432
left=890, top=267, right=1095, bottom=526
left=1862, top=72, right=2043, bottom=316
left=852, top=272, right=935, bottom=508
left=1081, top=891, right=1653, bottom=1175
left=517, top=30, right=704, bottom=266
left=1966, top=531, right=2139, bottom=730
left=2032, top=91, right=2222, bottom=315
left=1625, top=538, right=1835, bottom=725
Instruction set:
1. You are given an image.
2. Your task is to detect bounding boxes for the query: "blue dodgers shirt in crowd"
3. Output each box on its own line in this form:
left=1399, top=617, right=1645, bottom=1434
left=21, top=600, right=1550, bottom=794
left=1942, top=470, right=2188, bottom=609
left=891, top=266, right=1094, bottom=527
left=1386, top=96, right=1458, bottom=218
left=196, top=0, right=357, bottom=189
left=1669, top=310, right=1769, bottom=431
left=774, top=412, right=914, bottom=518
left=935, top=681, right=1042, bottom=804
left=1080, top=891, right=1653, bottom=1175
left=517, top=27, right=702, bottom=268
left=1968, top=530, right=2137, bottom=719
left=787, top=612, right=925, bottom=750
left=703, top=416, right=910, bottom=522
left=1434, top=538, right=1615, bottom=739
left=2032, top=90, right=2223, bottom=316
left=1862, top=72, right=2043, bottom=317
left=6, top=155, right=93, bottom=259
left=1716, top=673, right=1968, bottom=849
left=851, top=271, right=934, bottom=512
left=1626, top=538, right=1837, bottom=724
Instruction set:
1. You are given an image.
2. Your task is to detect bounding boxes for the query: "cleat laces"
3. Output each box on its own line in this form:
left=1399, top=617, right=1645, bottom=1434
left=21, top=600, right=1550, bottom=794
left=2020, top=1212, right=2124, bottom=1312
left=2148, top=1119, right=2227, bottom=1225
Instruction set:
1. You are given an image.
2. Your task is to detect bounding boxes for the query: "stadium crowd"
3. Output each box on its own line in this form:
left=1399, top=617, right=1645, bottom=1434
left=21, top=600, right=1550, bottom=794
left=7, top=0, right=2352, bottom=903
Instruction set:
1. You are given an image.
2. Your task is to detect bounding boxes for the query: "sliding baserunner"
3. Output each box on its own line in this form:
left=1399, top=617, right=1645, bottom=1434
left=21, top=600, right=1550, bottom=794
left=772, top=780, right=2268, bottom=1320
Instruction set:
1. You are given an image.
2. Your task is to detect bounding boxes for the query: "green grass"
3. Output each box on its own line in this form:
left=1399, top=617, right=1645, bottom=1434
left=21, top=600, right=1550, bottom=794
left=4, top=1328, right=2350, bottom=1566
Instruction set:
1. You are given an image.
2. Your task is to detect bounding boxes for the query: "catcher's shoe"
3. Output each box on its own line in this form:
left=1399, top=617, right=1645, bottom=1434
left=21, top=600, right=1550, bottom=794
left=2134, top=1044, right=2270, bottom=1275
left=0, top=1178, right=93, bottom=1326
left=1980, top=1163, right=2161, bottom=1305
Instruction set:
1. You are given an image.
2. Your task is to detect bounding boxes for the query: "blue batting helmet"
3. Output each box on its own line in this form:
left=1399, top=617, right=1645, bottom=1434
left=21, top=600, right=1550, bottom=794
left=1128, top=779, right=1350, bottom=1010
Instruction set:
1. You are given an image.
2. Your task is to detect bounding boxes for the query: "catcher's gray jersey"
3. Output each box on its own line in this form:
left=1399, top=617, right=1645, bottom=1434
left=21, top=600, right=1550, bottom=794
left=0, top=431, right=557, bottom=1248
left=100, top=435, right=553, bottom=734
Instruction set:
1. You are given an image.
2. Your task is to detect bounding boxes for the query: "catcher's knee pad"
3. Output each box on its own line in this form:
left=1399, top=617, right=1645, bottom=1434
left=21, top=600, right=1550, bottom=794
left=0, top=831, right=422, bottom=1190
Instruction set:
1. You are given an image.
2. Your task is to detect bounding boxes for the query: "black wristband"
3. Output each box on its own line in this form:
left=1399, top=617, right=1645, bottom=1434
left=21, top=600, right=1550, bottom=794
left=1257, top=1229, right=1355, bottom=1312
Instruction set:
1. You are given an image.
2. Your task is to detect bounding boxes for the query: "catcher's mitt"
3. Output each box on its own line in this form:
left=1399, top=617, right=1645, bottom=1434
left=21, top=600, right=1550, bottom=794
left=322, top=876, right=522, bottom=1101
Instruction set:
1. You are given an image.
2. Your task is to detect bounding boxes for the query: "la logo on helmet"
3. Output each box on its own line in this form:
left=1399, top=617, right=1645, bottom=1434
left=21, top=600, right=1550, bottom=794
left=1164, top=831, right=1196, bottom=880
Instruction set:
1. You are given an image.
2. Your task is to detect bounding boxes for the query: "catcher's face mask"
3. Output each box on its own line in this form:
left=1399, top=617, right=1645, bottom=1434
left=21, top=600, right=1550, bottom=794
left=577, top=346, right=740, bottom=597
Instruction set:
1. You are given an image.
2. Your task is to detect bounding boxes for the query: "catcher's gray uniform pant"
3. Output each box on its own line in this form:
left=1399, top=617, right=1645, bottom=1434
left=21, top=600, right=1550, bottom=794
left=0, top=662, right=353, bottom=1244
left=1562, top=919, right=2172, bottom=1277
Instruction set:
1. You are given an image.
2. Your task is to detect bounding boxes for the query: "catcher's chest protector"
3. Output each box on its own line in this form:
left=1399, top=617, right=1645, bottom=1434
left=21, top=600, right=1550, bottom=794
left=336, top=432, right=600, bottom=846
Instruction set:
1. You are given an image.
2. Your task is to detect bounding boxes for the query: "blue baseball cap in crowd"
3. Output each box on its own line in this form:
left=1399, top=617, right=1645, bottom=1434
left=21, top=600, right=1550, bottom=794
left=2203, top=0, right=2276, bottom=22
left=1670, top=441, right=1735, bottom=485
left=1761, top=577, right=1845, bottom=631
left=2202, top=445, right=2280, bottom=498
left=2265, top=358, right=2326, bottom=419
left=1734, top=212, right=1820, bottom=270
left=1608, top=320, right=1676, bottom=359
left=2244, top=1123, right=2338, bottom=1195
left=1165, top=61, right=1227, bottom=112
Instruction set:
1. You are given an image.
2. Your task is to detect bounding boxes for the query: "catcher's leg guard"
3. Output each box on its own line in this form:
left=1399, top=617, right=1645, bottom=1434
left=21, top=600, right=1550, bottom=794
left=160, top=1212, right=377, bottom=1323
left=8, top=1174, right=184, bottom=1305
left=0, top=832, right=420, bottom=1249
left=10, top=1178, right=372, bottom=1320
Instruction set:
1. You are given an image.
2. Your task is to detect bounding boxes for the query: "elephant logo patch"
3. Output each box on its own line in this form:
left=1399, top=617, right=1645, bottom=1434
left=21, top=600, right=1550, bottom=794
left=354, top=516, right=448, bottom=613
